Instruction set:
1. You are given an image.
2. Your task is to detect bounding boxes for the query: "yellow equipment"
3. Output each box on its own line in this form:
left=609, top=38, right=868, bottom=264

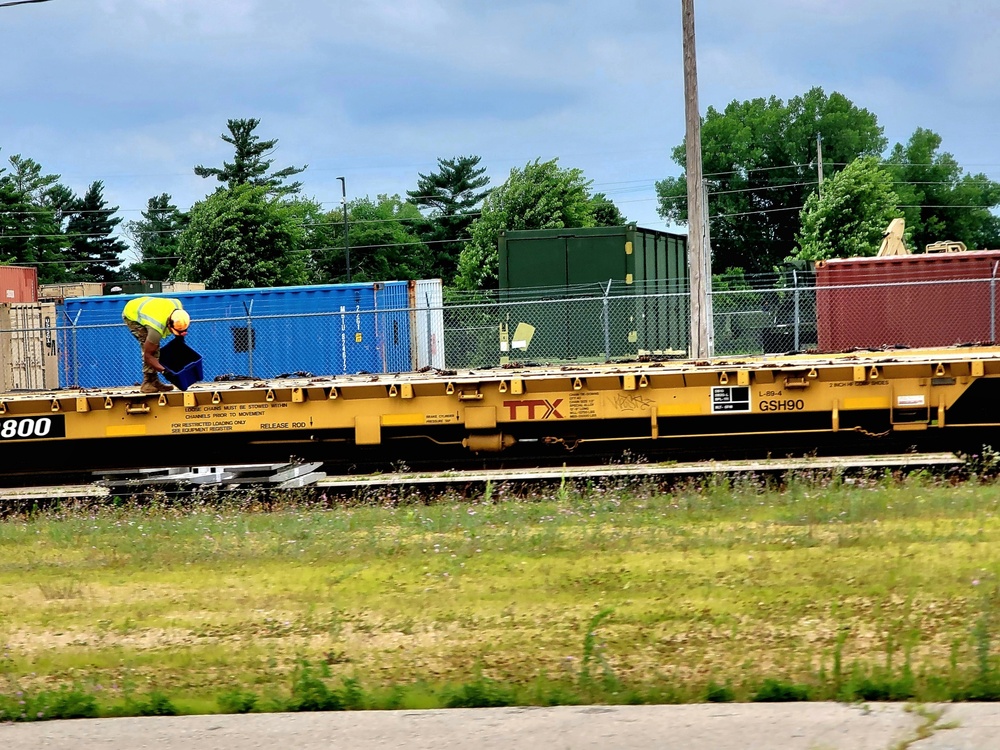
left=876, top=218, right=909, bottom=257
left=925, top=241, right=969, bottom=254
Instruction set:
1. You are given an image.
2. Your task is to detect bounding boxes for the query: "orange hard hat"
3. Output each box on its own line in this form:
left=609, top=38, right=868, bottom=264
left=169, top=309, right=191, bottom=334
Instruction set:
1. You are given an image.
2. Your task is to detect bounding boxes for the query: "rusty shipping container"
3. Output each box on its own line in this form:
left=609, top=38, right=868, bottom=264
left=0, top=302, right=59, bottom=391
left=0, top=265, right=38, bottom=303
left=815, top=250, right=1000, bottom=350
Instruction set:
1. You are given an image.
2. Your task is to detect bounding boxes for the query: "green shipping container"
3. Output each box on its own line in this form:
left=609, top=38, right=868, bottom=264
left=498, top=225, right=689, bottom=361
left=104, top=280, right=164, bottom=296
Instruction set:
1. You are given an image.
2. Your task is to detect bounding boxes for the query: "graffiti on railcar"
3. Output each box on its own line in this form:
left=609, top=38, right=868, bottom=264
left=613, top=393, right=655, bottom=412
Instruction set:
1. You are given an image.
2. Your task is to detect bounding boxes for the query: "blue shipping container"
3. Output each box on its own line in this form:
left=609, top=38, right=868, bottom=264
left=58, top=282, right=414, bottom=388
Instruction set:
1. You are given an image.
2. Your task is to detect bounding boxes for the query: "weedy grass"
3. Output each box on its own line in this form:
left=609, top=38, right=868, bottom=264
left=2, top=469, right=1000, bottom=718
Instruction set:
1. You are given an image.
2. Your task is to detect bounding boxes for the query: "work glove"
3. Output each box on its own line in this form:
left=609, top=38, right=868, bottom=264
left=162, top=368, right=183, bottom=389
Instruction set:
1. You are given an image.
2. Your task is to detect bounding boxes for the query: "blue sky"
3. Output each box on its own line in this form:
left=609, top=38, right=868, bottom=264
left=1, top=0, right=998, bottom=262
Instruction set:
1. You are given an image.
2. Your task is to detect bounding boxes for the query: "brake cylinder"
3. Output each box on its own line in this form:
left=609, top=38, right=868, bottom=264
left=462, top=433, right=516, bottom=452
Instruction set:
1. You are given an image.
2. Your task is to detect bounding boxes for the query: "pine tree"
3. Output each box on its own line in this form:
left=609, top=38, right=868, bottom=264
left=64, top=181, right=128, bottom=282
left=0, top=154, right=70, bottom=283
left=407, top=156, right=490, bottom=283
left=125, top=194, right=186, bottom=280
left=195, top=118, right=306, bottom=197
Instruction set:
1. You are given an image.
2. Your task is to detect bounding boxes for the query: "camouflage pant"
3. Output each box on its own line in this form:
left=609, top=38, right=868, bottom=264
left=124, top=317, right=159, bottom=376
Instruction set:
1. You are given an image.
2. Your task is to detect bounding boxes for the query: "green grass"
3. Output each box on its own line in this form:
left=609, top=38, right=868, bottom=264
left=2, top=469, right=1000, bottom=717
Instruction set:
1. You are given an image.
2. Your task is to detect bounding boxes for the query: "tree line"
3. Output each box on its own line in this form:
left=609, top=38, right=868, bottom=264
left=0, top=156, right=129, bottom=285
left=0, top=118, right=624, bottom=290
left=656, top=87, right=1000, bottom=274
left=2, top=89, right=999, bottom=291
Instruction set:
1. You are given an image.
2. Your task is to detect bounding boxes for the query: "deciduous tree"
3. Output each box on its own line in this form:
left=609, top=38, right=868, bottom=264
left=281, top=197, right=337, bottom=284
left=795, top=157, right=901, bottom=261
left=656, top=87, right=886, bottom=273
left=590, top=192, right=627, bottom=227
left=318, top=195, right=430, bottom=283
left=455, top=158, right=602, bottom=289
left=174, top=184, right=309, bottom=289
left=886, top=128, right=1000, bottom=253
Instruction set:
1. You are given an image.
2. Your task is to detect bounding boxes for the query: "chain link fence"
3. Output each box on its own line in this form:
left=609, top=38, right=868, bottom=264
left=443, top=281, right=691, bottom=368
left=3, top=270, right=1000, bottom=390
left=56, top=306, right=433, bottom=389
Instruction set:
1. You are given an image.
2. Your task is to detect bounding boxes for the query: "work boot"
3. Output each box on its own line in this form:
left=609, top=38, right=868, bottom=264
left=140, top=373, right=174, bottom=393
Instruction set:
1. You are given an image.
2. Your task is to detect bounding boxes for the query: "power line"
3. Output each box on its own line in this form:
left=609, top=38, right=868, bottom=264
left=7, top=193, right=1000, bottom=243
left=6, top=235, right=476, bottom=267
left=2, top=156, right=999, bottom=244
left=0, top=212, right=484, bottom=241
left=0, top=0, right=53, bottom=7
left=711, top=206, right=806, bottom=219
left=704, top=163, right=812, bottom=178
left=709, top=180, right=819, bottom=197
left=698, top=160, right=1000, bottom=179
left=3, top=159, right=998, bottom=223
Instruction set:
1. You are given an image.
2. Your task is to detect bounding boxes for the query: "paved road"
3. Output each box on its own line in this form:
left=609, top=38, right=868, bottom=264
left=3, top=702, right=999, bottom=749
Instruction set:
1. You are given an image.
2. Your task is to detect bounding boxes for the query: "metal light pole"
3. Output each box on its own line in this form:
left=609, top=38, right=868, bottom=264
left=337, top=176, right=351, bottom=283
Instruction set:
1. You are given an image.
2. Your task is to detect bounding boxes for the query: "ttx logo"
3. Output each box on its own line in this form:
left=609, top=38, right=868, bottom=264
left=503, top=399, right=564, bottom=420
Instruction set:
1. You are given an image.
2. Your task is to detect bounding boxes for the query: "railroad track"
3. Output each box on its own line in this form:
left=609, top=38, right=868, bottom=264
left=3, top=344, right=1000, bottom=492
left=314, top=451, right=965, bottom=493
left=0, top=452, right=965, bottom=504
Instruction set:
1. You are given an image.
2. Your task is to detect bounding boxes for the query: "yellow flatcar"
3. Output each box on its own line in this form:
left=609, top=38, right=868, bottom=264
left=1, top=346, right=999, bottom=482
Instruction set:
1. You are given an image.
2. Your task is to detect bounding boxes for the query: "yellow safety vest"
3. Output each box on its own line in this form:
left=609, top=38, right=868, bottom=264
left=123, top=296, right=184, bottom=337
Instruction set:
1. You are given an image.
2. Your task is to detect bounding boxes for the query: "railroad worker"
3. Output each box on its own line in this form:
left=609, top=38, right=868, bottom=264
left=122, top=296, right=191, bottom=393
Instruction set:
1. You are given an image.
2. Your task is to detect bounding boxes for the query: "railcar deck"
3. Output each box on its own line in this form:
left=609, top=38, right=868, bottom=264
left=2, top=346, right=1000, bottom=482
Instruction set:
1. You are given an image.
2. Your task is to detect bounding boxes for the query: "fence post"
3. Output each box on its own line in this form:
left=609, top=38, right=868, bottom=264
left=60, top=309, right=82, bottom=388
left=425, top=291, right=433, bottom=368
left=792, top=269, right=801, bottom=351
left=992, top=262, right=999, bottom=343
left=242, top=300, right=255, bottom=377
left=373, top=290, right=385, bottom=373
left=602, top=279, right=612, bottom=360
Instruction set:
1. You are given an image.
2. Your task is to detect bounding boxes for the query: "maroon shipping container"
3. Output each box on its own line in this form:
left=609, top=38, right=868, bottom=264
left=816, top=250, right=1000, bottom=350
left=0, top=265, right=37, bottom=304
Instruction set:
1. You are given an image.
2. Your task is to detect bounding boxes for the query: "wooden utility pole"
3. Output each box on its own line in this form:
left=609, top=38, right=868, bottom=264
left=681, top=0, right=713, bottom=358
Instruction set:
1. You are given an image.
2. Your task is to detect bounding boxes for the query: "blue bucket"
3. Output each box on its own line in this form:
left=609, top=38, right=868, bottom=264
left=159, top=337, right=204, bottom=391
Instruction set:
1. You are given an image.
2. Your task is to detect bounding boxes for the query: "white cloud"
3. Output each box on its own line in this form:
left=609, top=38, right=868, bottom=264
left=1, top=0, right=998, bottom=244
left=96, top=0, right=259, bottom=36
